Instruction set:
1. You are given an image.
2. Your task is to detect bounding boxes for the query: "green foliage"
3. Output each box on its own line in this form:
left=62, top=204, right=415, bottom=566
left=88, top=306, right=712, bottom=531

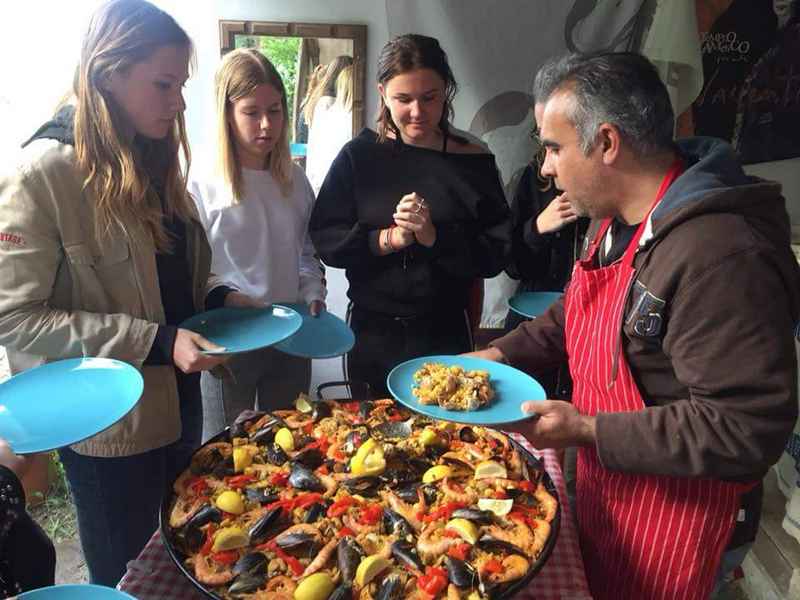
left=28, top=451, right=77, bottom=544
left=235, top=35, right=302, bottom=140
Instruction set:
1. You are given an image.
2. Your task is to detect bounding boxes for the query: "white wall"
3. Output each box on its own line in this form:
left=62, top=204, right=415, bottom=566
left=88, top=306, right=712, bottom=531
left=158, top=0, right=389, bottom=174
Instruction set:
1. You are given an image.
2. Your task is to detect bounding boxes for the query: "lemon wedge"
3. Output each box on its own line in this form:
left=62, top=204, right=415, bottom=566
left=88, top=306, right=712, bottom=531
left=295, top=393, right=313, bottom=414
left=422, top=464, right=453, bottom=483
left=211, top=526, right=249, bottom=552
left=233, top=446, right=253, bottom=473
left=294, top=572, right=335, bottom=600
left=445, top=518, right=480, bottom=544
left=354, top=555, right=392, bottom=588
left=350, top=438, right=386, bottom=477
left=474, top=460, right=507, bottom=480
left=420, top=428, right=440, bottom=447
left=275, top=427, right=295, bottom=453
left=215, top=490, right=245, bottom=515
left=478, top=498, right=514, bottom=517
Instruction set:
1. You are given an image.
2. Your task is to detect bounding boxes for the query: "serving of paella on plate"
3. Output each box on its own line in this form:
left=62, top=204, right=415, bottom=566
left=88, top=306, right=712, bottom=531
left=162, top=394, right=559, bottom=600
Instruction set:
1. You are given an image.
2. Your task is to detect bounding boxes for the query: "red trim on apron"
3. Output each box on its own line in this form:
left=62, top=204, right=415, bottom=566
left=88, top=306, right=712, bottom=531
left=564, top=160, right=752, bottom=599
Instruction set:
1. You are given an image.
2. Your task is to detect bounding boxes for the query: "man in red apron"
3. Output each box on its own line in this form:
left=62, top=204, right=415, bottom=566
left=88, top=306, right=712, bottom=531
left=476, top=52, right=800, bottom=599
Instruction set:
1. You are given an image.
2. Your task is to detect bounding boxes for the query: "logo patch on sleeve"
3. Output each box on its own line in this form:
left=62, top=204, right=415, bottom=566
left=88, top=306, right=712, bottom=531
left=0, top=232, right=25, bottom=246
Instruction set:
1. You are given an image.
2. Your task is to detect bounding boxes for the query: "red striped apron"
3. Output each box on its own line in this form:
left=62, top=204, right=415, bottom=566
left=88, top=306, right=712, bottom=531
left=564, top=161, right=751, bottom=600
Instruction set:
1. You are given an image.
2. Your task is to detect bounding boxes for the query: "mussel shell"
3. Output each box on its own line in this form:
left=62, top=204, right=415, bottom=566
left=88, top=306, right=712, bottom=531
left=311, top=401, right=332, bottom=421
left=292, top=447, right=325, bottom=470
left=476, top=534, right=527, bottom=556
left=175, top=524, right=204, bottom=554
left=186, top=504, right=222, bottom=530
left=379, top=468, right=419, bottom=489
left=382, top=509, right=413, bottom=539
left=230, top=409, right=268, bottom=438
left=211, top=456, right=235, bottom=479
left=340, top=476, right=379, bottom=496
left=371, top=420, right=412, bottom=440
left=359, top=400, right=374, bottom=420
left=376, top=572, right=405, bottom=600
left=190, top=448, right=225, bottom=476
left=228, top=573, right=266, bottom=594
left=450, top=508, right=496, bottom=524
left=249, top=426, right=278, bottom=445
left=338, top=536, right=364, bottom=583
left=276, top=532, right=321, bottom=557
left=458, top=426, right=478, bottom=443
left=445, top=556, right=479, bottom=589
left=289, top=463, right=325, bottom=492
left=391, top=540, right=423, bottom=572
left=244, top=488, right=279, bottom=504
left=343, top=427, right=370, bottom=454
left=328, top=583, right=353, bottom=600
left=266, top=443, right=289, bottom=466
left=395, top=483, right=437, bottom=505
left=303, top=502, right=327, bottom=524
left=232, top=552, right=267, bottom=577
left=248, top=506, right=289, bottom=544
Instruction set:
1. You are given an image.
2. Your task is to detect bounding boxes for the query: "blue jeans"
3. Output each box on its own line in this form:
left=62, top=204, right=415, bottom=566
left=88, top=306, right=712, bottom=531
left=59, top=372, right=201, bottom=586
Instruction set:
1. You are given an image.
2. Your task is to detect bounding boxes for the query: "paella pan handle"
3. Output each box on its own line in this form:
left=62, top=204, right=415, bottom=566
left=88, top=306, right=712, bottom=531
left=316, top=380, right=373, bottom=402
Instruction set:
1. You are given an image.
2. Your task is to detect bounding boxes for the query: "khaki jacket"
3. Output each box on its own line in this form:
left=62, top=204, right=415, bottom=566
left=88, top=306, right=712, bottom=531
left=0, top=139, right=224, bottom=457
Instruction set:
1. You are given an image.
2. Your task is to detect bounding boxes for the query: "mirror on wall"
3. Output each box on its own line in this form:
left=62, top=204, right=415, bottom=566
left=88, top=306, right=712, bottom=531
left=220, top=21, right=367, bottom=194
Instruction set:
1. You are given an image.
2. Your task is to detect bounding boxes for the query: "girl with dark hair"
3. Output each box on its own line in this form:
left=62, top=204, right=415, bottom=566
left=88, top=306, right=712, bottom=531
left=309, top=34, right=511, bottom=396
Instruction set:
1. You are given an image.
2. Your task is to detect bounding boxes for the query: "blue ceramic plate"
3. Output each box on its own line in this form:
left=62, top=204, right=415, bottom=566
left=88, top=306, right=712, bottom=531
left=508, top=291, right=563, bottom=319
left=180, top=305, right=302, bottom=355
left=273, top=303, right=355, bottom=359
left=0, top=358, right=143, bottom=455
left=20, top=584, right=138, bottom=599
left=387, top=355, right=546, bottom=425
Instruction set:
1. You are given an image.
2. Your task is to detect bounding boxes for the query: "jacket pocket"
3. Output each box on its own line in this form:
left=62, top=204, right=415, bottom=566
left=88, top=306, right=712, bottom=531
left=63, top=242, right=142, bottom=315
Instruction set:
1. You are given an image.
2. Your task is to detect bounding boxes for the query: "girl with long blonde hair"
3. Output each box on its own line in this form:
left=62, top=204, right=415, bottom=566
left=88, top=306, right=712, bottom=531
left=190, top=48, right=326, bottom=440
left=0, top=0, right=256, bottom=585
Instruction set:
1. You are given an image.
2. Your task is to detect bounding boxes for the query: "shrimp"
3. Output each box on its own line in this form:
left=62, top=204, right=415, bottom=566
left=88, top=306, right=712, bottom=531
left=302, top=537, right=339, bottom=577
left=265, top=575, right=297, bottom=595
left=173, top=469, right=193, bottom=496
left=530, top=518, right=551, bottom=556
left=318, top=472, right=339, bottom=497
left=485, top=521, right=535, bottom=554
left=381, top=491, right=423, bottom=532
left=275, top=523, right=322, bottom=544
left=441, top=478, right=478, bottom=505
left=169, top=497, right=207, bottom=528
left=487, top=554, right=529, bottom=583
left=343, top=513, right=379, bottom=535
left=193, top=553, right=235, bottom=586
left=535, top=483, right=558, bottom=522
left=448, top=584, right=462, bottom=600
left=417, top=524, right=459, bottom=562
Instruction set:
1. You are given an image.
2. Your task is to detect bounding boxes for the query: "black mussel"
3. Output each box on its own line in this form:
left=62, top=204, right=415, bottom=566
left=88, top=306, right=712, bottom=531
left=244, top=488, right=279, bottom=504
left=230, top=409, right=268, bottom=438
left=340, top=476, right=379, bottom=497
left=445, top=556, right=479, bottom=589
left=376, top=572, right=405, bottom=600
left=379, top=468, right=418, bottom=489
left=266, top=443, right=289, bottom=466
left=395, top=482, right=437, bottom=505
left=382, top=509, right=413, bottom=539
left=451, top=508, right=496, bottom=525
left=304, top=502, right=327, bottom=524
left=292, top=447, right=325, bottom=470
left=276, top=532, right=320, bottom=556
left=359, top=400, right=374, bottom=420
left=311, top=400, right=332, bottom=422
left=372, top=419, right=413, bottom=440
left=477, top=534, right=527, bottom=556
left=211, top=455, right=235, bottom=479
left=248, top=506, right=289, bottom=544
left=175, top=524, right=204, bottom=554
left=328, top=583, right=353, bottom=600
left=480, top=580, right=515, bottom=600
left=343, top=426, right=370, bottom=454
left=186, top=504, right=222, bottom=529
left=190, top=447, right=225, bottom=475
left=289, top=463, right=325, bottom=492
left=458, top=426, right=478, bottom=443
left=249, top=426, right=278, bottom=446
left=338, top=536, right=364, bottom=583
left=391, top=540, right=423, bottom=572
left=228, top=573, right=266, bottom=594
left=232, top=552, right=267, bottom=577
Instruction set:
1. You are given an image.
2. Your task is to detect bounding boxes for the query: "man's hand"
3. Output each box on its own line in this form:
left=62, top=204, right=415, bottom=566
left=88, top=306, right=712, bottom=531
left=536, top=193, right=578, bottom=234
left=309, top=300, right=326, bottom=317
left=463, top=346, right=507, bottom=363
left=504, top=400, right=596, bottom=449
left=224, top=291, right=265, bottom=309
left=173, top=329, right=228, bottom=373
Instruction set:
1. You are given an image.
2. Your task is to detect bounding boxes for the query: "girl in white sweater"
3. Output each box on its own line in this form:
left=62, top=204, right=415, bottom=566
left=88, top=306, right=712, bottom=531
left=190, top=49, right=326, bottom=441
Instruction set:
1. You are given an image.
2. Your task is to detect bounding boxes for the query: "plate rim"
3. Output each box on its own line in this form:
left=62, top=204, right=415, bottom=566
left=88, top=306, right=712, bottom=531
left=273, top=302, right=355, bottom=359
left=0, top=357, right=144, bottom=455
left=507, top=290, right=563, bottom=319
left=20, top=584, right=138, bottom=599
left=386, top=354, right=545, bottom=426
left=179, top=304, right=302, bottom=356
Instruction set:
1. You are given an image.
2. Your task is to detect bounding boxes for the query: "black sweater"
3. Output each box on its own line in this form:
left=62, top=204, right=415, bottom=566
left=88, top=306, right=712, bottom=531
left=309, top=129, right=511, bottom=317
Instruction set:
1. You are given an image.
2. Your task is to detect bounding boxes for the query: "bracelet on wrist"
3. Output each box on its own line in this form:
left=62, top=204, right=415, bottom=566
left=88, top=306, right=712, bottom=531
left=387, top=226, right=397, bottom=252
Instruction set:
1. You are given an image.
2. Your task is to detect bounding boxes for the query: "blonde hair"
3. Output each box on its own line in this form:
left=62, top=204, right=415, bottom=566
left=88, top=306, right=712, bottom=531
left=302, top=55, right=353, bottom=126
left=74, top=0, right=194, bottom=252
left=335, top=65, right=354, bottom=112
left=215, top=48, right=292, bottom=202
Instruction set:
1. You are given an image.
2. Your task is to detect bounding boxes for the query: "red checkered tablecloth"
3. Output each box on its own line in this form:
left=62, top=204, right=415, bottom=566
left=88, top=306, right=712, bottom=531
left=118, top=438, right=592, bottom=600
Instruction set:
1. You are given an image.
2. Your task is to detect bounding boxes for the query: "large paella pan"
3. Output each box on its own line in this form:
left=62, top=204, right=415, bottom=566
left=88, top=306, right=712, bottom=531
left=161, top=387, right=559, bottom=600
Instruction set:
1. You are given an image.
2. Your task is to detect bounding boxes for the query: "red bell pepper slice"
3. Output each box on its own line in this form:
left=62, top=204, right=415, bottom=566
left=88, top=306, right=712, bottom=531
left=327, top=496, right=360, bottom=517
left=211, top=550, right=239, bottom=565
left=225, top=474, right=255, bottom=489
left=447, top=543, right=472, bottom=561
left=199, top=524, right=217, bottom=556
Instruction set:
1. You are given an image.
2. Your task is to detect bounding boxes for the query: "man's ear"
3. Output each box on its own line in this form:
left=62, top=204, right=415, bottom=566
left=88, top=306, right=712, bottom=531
left=598, top=123, right=621, bottom=165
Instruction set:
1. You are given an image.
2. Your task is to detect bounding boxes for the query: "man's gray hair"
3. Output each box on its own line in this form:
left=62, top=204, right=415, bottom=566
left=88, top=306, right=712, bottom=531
left=533, top=52, right=675, bottom=157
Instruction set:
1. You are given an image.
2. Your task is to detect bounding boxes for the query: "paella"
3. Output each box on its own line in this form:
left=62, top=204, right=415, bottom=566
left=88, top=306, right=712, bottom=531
left=164, top=395, right=558, bottom=600
left=412, top=363, right=495, bottom=411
